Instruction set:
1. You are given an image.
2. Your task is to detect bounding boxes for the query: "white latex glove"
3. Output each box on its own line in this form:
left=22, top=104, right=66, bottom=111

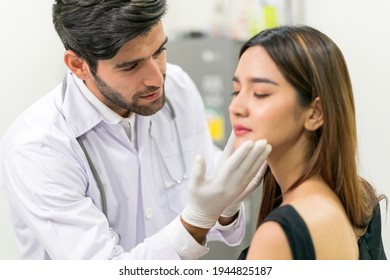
left=181, top=140, right=272, bottom=229
left=219, top=132, right=270, bottom=218
left=221, top=162, right=268, bottom=217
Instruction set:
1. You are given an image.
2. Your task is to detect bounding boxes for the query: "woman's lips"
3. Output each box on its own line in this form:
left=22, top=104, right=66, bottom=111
left=233, top=124, right=252, bottom=136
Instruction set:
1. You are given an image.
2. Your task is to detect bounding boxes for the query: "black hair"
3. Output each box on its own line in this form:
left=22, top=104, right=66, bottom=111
left=52, top=0, right=167, bottom=74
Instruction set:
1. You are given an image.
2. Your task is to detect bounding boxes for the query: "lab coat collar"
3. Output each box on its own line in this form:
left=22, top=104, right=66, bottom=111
left=60, top=71, right=104, bottom=138
left=62, top=72, right=140, bottom=140
left=72, top=73, right=136, bottom=126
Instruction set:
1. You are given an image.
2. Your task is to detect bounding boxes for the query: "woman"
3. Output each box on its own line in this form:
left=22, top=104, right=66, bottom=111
left=230, top=25, right=387, bottom=259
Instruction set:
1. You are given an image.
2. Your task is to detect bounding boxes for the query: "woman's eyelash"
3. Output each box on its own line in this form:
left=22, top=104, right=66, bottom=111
left=254, top=93, right=270, bottom=98
left=231, top=91, right=270, bottom=98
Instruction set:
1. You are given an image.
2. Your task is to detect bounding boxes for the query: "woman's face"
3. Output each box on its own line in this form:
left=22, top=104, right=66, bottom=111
left=229, top=46, right=310, bottom=155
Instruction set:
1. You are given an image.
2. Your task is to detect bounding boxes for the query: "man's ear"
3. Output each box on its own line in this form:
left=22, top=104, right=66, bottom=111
left=63, top=50, right=91, bottom=80
left=304, top=97, right=323, bottom=131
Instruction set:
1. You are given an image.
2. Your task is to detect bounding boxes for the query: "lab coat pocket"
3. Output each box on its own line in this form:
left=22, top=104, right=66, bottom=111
left=165, top=180, right=189, bottom=214
left=155, top=136, right=198, bottom=214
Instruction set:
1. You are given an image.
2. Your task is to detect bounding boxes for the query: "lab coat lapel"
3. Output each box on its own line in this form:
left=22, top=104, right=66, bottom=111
left=61, top=72, right=103, bottom=138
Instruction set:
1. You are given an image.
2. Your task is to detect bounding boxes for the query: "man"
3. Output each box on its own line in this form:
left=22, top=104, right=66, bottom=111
left=0, top=0, right=271, bottom=259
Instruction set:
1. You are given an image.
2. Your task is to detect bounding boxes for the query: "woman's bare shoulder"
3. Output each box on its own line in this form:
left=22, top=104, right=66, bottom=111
left=246, top=220, right=292, bottom=260
left=287, top=180, right=359, bottom=259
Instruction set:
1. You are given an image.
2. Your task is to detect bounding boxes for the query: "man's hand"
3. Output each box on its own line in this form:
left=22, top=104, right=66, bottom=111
left=220, top=162, right=268, bottom=218
left=181, top=140, right=272, bottom=229
left=218, top=133, right=270, bottom=219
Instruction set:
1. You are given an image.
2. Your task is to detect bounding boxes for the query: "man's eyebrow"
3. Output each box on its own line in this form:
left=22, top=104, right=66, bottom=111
left=157, top=36, right=169, bottom=51
left=114, top=37, right=169, bottom=70
left=232, top=76, right=279, bottom=86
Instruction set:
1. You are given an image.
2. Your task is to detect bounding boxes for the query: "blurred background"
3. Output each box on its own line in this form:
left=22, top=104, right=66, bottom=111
left=0, top=0, right=389, bottom=259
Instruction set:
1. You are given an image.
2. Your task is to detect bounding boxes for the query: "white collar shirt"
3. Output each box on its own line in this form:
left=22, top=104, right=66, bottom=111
left=74, top=76, right=136, bottom=143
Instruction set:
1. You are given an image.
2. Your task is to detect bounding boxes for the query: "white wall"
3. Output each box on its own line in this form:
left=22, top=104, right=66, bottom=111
left=0, top=0, right=66, bottom=259
left=1, top=0, right=389, bottom=259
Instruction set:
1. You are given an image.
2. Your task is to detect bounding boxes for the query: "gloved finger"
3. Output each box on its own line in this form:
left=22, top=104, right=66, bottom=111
left=229, top=186, right=256, bottom=206
left=215, top=131, right=235, bottom=171
left=229, top=162, right=269, bottom=205
left=218, top=140, right=255, bottom=174
left=244, top=162, right=268, bottom=190
left=190, top=155, right=206, bottom=186
left=251, top=144, right=272, bottom=176
left=233, top=142, right=271, bottom=189
left=241, top=171, right=263, bottom=196
left=235, top=140, right=269, bottom=175
left=257, top=161, right=269, bottom=180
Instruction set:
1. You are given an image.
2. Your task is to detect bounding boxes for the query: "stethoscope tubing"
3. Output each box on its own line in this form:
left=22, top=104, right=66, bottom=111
left=62, top=73, right=187, bottom=244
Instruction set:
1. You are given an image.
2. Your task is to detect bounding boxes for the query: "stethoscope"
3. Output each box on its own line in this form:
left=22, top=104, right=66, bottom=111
left=62, top=73, right=188, bottom=245
left=148, top=99, right=188, bottom=188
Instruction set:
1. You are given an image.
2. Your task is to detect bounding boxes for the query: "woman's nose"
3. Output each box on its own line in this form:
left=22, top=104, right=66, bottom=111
left=229, top=93, right=248, bottom=117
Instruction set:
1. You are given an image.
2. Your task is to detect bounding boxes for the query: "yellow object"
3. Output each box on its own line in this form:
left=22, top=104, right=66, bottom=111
left=248, top=4, right=279, bottom=37
left=262, top=5, right=279, bottom=29
left=206, top=107, right=225, bottom=143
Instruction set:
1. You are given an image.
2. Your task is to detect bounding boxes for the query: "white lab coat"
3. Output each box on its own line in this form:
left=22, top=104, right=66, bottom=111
left=0, top=63, right=245, bottom=259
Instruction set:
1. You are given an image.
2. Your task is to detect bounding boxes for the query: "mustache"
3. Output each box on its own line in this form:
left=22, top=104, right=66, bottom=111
left=135, top=73, right=165, bottom=98
left=134, top=86, right=162, bottom=98
left=144, top=86, right=160, bottom=95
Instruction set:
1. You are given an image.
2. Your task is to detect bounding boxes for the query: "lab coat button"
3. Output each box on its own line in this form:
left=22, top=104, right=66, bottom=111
left=145, top=207, right=153, bottom=220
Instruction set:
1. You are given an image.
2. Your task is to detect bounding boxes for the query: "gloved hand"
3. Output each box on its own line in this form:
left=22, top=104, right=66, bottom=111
left=219, top=133, right=270, bottom=218
left=181, top=139, right=272, bottom=229
left=220, top=162, right=268, bottom=218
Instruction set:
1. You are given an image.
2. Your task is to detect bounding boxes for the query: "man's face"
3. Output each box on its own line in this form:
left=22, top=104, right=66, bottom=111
left=86, top=21, right=167, bottom=117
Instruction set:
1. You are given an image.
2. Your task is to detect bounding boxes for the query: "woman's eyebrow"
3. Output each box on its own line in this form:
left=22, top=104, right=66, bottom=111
left=233, top=76, right=279, bottom=86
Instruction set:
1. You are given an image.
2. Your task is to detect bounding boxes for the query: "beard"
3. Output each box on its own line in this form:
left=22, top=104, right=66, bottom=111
left=92, top=73, right=166, bottom=116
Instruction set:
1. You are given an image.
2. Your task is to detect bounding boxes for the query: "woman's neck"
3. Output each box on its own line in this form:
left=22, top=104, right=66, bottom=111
left=267, top=139, right=309, bottom=196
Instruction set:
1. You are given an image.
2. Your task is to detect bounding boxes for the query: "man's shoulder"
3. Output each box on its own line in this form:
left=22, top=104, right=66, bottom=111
left=165, top=62, right=197, bottom=94
left=1, top=85, right=72, bottom=152
left=166, top=63, right=190, bottom=85
left=166, top=62, right=185, bottom=74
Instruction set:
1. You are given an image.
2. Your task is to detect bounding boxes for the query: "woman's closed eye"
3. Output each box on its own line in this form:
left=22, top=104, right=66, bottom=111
left=231, top=91, right=271, bottom=99
left=254, top=93, right=270, bottom=99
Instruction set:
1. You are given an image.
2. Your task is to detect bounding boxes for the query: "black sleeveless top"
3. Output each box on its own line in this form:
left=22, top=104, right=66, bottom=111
left=238, top=204, right=386, bottom=260
left=357, top=204, right=387, bottom=259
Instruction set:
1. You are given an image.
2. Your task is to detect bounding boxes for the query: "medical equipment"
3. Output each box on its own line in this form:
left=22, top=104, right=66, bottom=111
left=62, top=73, right=188, bottom=245
left=149, top=98, right=188, bottom=188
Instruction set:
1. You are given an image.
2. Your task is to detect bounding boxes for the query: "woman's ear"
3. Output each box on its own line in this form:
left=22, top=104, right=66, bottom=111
left=63, top=50, right=91, bottom=80
left=304, top=97, right=323, bottom=131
